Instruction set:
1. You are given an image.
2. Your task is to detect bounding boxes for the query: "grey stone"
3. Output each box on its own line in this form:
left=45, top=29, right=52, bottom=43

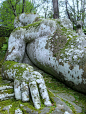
left=2, top=105, right=12, bottom=114
left=56, top=94, right=82, bottom=113
left=22, top=106, right=38, bottom=114
left=40, top=107, right=50, bottom=114
left=1, top=13, right=86, bottom=113
left=57, top=93, right=75, bottom=102
left=52, top=97, right=73, bottom=114
left=14, top=13, right=39, bottom=28
left=15, top=108, right=23, bottom=114
left=5, top=13, right=86, bottom=94
left=2, top=105, right=12, bottom=111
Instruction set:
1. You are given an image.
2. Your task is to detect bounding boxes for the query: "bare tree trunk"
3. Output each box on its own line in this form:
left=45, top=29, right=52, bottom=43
left=72, top=0, right=76, bottom=22
left=22, top=0, right=25, bottom=13
left=52, top=0, right=59, bottom=19
left=82, top=0, right=85, bottom=24
left=45, top=12, right=47, bottom=19
left=76, top=0, right=79, bottom=20
left=65, top=0, right=71, bottom=20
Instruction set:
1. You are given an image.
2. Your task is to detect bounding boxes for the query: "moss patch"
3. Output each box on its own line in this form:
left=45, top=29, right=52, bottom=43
left=13, top=20, right=43, bottom=33
left=50, top=21, right=78, bottom=61
left=2, top=61, right=33, bottom=81
left=42, top=72, right=86, bottom=114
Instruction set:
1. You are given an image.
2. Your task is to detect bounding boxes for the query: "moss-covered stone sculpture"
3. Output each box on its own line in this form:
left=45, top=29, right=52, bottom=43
left=1, top=13, right=86, bottom=111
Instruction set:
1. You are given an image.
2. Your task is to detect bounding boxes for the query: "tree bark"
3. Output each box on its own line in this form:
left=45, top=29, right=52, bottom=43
left=65, top=0, right=71, bottom=20
left=81, top=0, right=85, bottom=24
left=22, top=0, right=25, bottom=13
left=52, top=0, right=59, bottom=19
left=72, top=0, right=76, bottom=22
left=76, top=0, right=79, bottom=21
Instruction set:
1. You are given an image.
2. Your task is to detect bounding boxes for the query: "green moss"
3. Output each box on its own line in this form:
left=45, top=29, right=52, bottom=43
left=41, top=90, right=57, bottom=114
left=48, top=90, right=56, bottom=106
left=60, top=98, right=77, bottom=114
left=2, top=61, right=33, bottom=81
left=43, top=72, right=86, bottom=114
left=0, top=99, right=13, bottom=113
left=0, top=89, right=13, bottom=94
left=56, top=19, right=61, bottom=25
left=49, top=19, right=79, bottom=63
left=1, top=110, right=8, bottom=114
left=13, top=20, right=43, bottom=33
left=0, top=66, right=86, bottom=113
left=3, top=61, right=17, bottom=69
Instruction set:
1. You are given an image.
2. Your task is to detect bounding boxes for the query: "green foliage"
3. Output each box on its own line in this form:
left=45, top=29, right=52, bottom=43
left=83, top=29, right=86, bottom=35
left=0, top=37, right=6, bottom=49
left=0, top=37, right=6, bottom=62
left=48, top=11, right=53, bottom=18
left=0, top=0, right=15, bottom=28
left=0, top=26, right=13, bottom=37
left=73, top=25, right=76, bottom=31
left=0, top=0, right=35, bottom=28
left=1, top=37, right=8, bottom=52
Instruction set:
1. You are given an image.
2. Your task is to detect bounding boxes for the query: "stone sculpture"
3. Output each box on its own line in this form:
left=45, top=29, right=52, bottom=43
left=1, top=13, right=86, bottom=110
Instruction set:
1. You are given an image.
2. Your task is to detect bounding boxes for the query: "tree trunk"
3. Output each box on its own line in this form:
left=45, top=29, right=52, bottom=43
left=22, top=0, right=25, bottom=13
left=52, top=0, right=59, bottom=19
left=65, top=0, right=71, bottom=20
left=76, top=0, right=79, bottom=21
left=81, top=0, right=85, bottom=24
left=72, top=0, right=76, bottom=22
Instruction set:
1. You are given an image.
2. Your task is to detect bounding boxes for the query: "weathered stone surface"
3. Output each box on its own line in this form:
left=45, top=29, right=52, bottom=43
left=28, top=40, right=86, bottom=94
left=61, top=18, right=73, bottom=29
left=13, top=14, right=86, bottom=94
left=14, top=13, right=39, bottom=28
left=56, top=93, right=82, bottom=113
left=0, top=93, right=14, bottom=100
left=1, top=13, right=86, bottom=113
left=3, top=13, right=86, bottom=94
left=0, top=64, right=85, bottom=114
left=2, top=61, right=51, bottom=109
left=27, top=26, right=86, bottom=94
left=15, top=108, right=22, bottom=114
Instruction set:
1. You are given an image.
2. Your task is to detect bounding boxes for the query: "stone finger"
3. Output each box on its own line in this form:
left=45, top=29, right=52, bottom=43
left=39, top=80, right=52, bottom=107
left=21, top=81, right=29, bottom=102
left=0, top=93, right=14, bottom=100
left=0, top=86, right=13, bottom=90
left=29, top=81, right=41, bottom=109
left=14, top=79, right=21, bottom=100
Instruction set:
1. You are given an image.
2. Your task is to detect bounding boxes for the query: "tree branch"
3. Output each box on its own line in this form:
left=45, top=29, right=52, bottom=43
left=7, top=0, right=17, bottom=16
